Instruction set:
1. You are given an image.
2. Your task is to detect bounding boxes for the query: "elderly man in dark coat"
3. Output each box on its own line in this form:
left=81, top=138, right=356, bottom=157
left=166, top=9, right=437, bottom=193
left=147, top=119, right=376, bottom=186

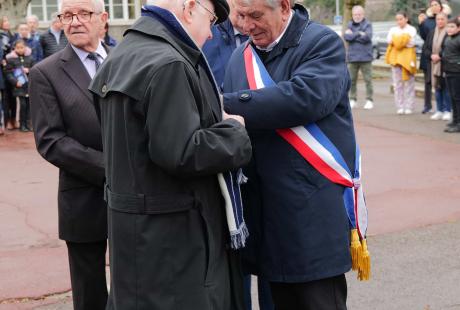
left=89, top=0, right=252, bottom=309
left=223, top=0, right=361, bottom=309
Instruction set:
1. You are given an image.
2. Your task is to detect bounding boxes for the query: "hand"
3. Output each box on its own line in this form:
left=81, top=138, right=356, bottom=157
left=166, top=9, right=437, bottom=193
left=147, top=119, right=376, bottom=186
left=23, top=68, right=29, bottom=74
left=223, top=111, right=245, bottom=127
left=16, top=81, right=22, bottom=88
left=431, top=54, right=441, bottom=62
left=359, top=31, right=366, bottom=36
left=418, top=13, right=427, bottom=24
left=345, top=29, right=353, bottom=35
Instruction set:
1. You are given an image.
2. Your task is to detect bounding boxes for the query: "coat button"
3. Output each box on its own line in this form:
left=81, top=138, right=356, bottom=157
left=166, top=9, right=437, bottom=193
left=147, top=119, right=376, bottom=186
left=101, top=85, right=107, bottom=93
left=239, top=92, right=251, bottom=101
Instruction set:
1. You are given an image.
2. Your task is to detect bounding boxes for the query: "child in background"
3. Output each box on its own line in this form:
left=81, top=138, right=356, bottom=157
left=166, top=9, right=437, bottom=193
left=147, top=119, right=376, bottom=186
left=443, top=18, right=460, bottom=132
left=5, top=40, right=34, bottom=132
left=386, top=12, right=418, bottom=115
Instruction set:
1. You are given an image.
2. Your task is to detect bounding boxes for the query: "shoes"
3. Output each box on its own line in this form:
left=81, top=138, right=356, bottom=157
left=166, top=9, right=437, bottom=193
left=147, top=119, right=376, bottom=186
left=6, top=120, right=13, bottom=130
left=363, top=100, right=374, bottom=109
left=430, top=111, right=443, bottom=120
left=20, top=125, right=29, bottom=132
left=404, top=109, right=413, bottom=115
left=422, top=107, right=433, bottom=114
left=0, top=128, right=4, bottom=136
left=442, top=112, right=452, bottom=121
left=444, top=125, right=460, bottom=133
left=14, top=121, right=20, bottom=129
left=349, top=99, right=357, bottom=109
left=397, top=108, right=404, bottom=115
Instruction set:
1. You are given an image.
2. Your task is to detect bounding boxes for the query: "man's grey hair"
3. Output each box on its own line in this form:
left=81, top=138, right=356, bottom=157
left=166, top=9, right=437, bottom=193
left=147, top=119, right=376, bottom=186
left=50, top=12, right=59, bottom=20
left=240, top=0, right=295, bottom=9
left=58, top=0, right=106, bottom=13
left=352, top=5, right=364, bottom=14
left=26, top=15, right=39, bottom=23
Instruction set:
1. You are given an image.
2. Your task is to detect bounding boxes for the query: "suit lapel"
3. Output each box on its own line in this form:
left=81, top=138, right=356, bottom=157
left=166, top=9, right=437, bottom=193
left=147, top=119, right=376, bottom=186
left=60, top=45, right=93, bottom=101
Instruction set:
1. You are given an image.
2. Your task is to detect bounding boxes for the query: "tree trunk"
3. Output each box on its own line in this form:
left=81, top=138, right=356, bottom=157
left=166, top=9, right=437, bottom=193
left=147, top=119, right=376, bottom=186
left=342, top=0, right=366, bottom=33
left=0, top=0, right=32, bottom=28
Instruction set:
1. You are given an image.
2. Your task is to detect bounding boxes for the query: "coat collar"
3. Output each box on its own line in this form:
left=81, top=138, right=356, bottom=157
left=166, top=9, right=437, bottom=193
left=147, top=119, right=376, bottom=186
left=245, top=4, right=310, bottom=64
left=130, top=8, right=201, bottom=68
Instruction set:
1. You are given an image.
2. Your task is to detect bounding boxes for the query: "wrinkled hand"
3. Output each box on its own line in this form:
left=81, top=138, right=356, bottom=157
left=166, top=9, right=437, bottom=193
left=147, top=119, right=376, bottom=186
left=223, top=111, right=245, bottom=127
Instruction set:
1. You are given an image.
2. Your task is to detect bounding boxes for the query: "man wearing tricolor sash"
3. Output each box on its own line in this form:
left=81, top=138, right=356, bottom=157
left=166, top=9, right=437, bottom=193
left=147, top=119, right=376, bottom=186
left=223, top=0, right=370, bottom=309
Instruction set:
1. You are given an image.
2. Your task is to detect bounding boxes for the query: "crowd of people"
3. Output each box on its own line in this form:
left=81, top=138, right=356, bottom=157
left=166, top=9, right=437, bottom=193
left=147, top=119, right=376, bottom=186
left=344, top=0, right=460, bottom=133
left=0, top=13, right=117, bottom=135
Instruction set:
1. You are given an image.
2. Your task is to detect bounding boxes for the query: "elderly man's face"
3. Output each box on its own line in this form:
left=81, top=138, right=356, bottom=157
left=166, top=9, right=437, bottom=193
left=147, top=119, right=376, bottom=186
left=27, top=17, right=39, bottom=32
left=60, top=0, right=108, bottom=52
left=234, top=0, right=291, bottom=48
left=352, top=8, right=364, bottom=23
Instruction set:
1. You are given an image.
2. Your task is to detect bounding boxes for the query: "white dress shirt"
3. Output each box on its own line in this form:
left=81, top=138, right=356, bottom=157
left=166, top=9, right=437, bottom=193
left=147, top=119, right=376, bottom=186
left=71, top=42, right=107, bottom=79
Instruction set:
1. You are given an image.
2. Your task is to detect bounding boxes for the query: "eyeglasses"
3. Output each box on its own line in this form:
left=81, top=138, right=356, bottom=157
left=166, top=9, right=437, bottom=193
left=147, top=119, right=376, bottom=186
left=195, top=0, right=218, bottom=27
left=58, top=11, right=100, bottom=25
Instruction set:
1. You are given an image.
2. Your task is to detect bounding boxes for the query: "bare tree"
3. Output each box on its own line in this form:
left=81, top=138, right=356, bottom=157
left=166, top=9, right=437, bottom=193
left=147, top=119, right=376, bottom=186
left=0, top=0, right=32, bottom=28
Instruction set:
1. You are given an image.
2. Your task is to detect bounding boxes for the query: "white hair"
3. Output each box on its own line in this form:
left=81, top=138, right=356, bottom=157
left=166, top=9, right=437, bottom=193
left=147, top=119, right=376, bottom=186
left=26, top=15, right=39, bottom=22
left=58, top=0, right=106, bottom=13
left=240, top=0, right=295, bottom=9
left=352, top=5, right=364, bottom=14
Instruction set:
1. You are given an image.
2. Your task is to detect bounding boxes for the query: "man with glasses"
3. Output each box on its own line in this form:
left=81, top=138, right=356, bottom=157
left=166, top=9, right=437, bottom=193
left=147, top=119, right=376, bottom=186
left=89, top=0, right=252, bottom=309
left=29, top=0, right=109, bottom=309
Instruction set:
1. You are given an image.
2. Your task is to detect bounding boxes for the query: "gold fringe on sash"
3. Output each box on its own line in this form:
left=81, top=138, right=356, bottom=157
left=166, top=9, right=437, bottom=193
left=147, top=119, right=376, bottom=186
left=350, top=229, right=362, bottom=271
left=350, top=229, right=371, bottom=281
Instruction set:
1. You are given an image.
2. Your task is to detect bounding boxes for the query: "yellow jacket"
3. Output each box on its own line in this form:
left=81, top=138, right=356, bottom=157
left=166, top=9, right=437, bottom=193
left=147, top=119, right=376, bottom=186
left=385, top=33, right=417, bottom=80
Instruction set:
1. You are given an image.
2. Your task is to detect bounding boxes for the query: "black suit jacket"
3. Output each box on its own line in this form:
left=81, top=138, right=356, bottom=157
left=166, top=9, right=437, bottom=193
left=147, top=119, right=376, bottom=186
left=29, top=44, right=107, bottom=242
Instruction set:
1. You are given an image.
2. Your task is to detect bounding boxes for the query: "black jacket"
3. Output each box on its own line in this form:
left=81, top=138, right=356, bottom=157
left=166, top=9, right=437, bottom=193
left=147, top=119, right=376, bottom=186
left=5, top=51, right=34, bottom=97
left=89, top=11, right=251, bottom=310
left=40, top=29, right=68, bottom=58
left=442, top=33, right=460, bottom=74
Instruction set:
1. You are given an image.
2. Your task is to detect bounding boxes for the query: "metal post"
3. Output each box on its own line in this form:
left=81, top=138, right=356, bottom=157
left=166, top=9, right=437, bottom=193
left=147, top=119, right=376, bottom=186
left=336, top=0, right=340, bottom=19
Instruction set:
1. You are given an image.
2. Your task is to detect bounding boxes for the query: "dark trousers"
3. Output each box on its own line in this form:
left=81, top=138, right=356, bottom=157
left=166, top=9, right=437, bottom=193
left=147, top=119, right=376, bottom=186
left=270, top=274, right=347, bottom=310
left=18, top=96, right=29, bottom=127
left=446, top=73, right=460, bottom=124
left=2, top=88, right=15, bottom=122
left=66, top=240, right=108, bottom=310
left=423, top=69, right=432, bottom=111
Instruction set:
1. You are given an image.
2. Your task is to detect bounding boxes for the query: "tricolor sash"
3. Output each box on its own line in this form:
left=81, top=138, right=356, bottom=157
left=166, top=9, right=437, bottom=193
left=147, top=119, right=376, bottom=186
left=243, top=45, right=371, bottom=280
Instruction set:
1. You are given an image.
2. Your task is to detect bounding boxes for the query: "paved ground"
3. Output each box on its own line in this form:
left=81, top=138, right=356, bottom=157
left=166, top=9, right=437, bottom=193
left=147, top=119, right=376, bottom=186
left=0, top=77, right=459, bottom=309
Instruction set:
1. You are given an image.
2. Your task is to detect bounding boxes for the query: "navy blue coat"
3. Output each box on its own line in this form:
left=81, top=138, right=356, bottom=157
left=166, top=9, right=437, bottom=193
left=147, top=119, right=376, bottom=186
left=419, top=17, right=436, bottom=71
left=223, top=5, right=354, bottom=282
left=344, top=19, right=373, bottom=62
left=203, top=20, right=247, bottom=88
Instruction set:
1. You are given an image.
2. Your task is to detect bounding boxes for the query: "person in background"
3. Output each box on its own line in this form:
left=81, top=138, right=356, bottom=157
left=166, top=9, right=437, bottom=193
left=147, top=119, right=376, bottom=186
left=14, top=22, right=43, bottom=63
left=5, top=40, right=35, bottom=132
left=418, top=0, right=452, bottom=114
left=1, top=16, right=16, bottom=130
left=40, top=12, right=69, bottom=58
left=425, top=12, right=452, bottom=121
left=26, top=15, right=41, bottom=41
left=100, top=22, right=117, bottom=47
left=0, top=39, right=4, bottom=136
left=344, top=5, right=374, bottom=109
left=386, top=11, right=417, bottom=115
left=441, top=17, right=460, bottom=132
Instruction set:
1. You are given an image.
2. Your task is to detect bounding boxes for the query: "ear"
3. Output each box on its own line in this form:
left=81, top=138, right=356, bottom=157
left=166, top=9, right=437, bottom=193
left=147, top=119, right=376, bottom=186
left=280, top=0, right=291, bottom=20
left=182, top=0, right=197, bottom=25
left=100, top=12, right=109, bottom=24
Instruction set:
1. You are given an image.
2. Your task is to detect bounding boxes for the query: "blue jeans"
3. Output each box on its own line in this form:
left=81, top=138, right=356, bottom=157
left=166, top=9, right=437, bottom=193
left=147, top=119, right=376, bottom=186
left=244, top=275, right=275, bottom=310
left=435, top=86, right=452, bottom=113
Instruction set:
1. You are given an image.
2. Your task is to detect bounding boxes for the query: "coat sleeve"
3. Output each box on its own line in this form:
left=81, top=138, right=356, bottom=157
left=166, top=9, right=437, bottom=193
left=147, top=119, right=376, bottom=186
left=354, top=22, right=372, bottom=44
left=223, top=32, right=349, bottom=130
left=144, top=61, right=252, bottom=177
left=29, top=66, right=105, bottom=187
left=5, top=59, right=18, bottom=86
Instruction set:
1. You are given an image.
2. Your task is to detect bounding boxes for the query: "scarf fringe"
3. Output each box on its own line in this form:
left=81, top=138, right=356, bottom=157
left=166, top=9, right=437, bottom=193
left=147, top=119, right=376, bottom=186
left=230, top=222, right=249, bottom=249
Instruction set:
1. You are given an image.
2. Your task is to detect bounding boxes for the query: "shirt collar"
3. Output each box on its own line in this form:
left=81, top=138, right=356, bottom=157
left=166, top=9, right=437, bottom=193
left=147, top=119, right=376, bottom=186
left=256, top=9, right=294, bottom=52
left=71, top=42, right=107, bottom=62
